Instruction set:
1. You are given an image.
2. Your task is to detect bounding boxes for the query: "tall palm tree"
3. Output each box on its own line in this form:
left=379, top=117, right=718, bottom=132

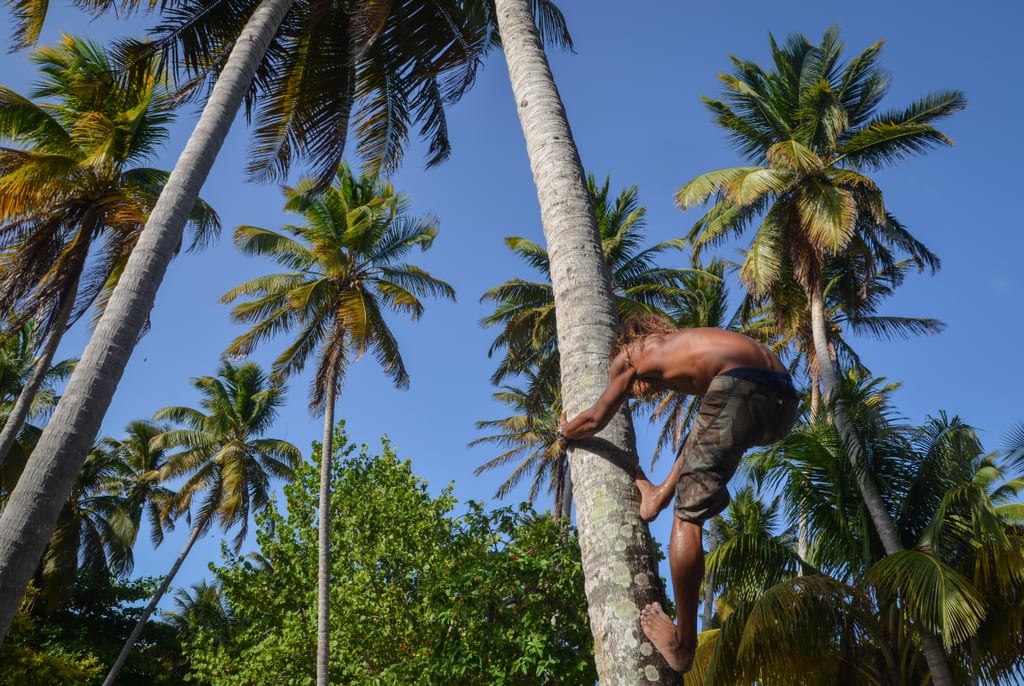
left=478, top=175, right=693, bottom=525
left=471, top=370, right=571, bottom=519
left=0, top=35, right=219, bottom=468
left=706, top=383, right=1024, bottom=685
left=221, top=164, right=454, bottom=685
left=492, top=2, right=677, bottom=682
left=676, top=28, right=965, bottom=684
left=0, top=320, right=74, bottom=485
left=102, top=359, right=300, bottom=685
left=481, top=174, right=691, bottom=405
left=96, top=419, right=177, bottom=555
left=30, top=441, right=139, bottom=615
left=0, top=0, right=569, bottom=646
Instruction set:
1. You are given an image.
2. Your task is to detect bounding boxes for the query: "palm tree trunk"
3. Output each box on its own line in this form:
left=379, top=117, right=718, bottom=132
left=559, top=460, right=573, bottom=521
left=0, top=280, right=77, bottom=468
left=493, top=2, right=676, bottom=683
left=798, top=367, right=820, bottom=566
left=102, top=517, right=207, bottom=686
left=702, top=517, right=717, bottom=627
left=0, top=0, right=294, bottom=647
left=317, top=379, right=337, bottom=686
left=807, top=283, right=955, bottom=686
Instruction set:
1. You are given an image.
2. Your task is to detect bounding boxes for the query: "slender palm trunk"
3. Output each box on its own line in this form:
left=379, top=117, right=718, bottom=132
left=102, top=517, right=207, bottom=686
left=798, top=366, right=821, bottom=566
left=494, top=2, right=675, bottom=683
left=0, top=0, right=294, bottom=646
left=0, top=280, right=77, bottom=468
left=701, top=517, right=717, bottom=627
left=559, top=460, right=573, bottom=521
left=317, top=379, right=337, bottom=686
left=807, top=283, right=955, bottom=686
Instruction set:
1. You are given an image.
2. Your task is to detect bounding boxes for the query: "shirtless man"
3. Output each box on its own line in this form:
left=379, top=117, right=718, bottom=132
left=558, top=315, right=799, bottom=673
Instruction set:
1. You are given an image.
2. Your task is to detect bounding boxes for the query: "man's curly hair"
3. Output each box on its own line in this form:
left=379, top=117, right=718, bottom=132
left=613, top=315, right=678, bottom=398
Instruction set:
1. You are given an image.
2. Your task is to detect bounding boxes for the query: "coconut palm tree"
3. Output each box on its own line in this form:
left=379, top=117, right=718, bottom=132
left=0, top=0, right=569, bottom=646
left=714, top=378, right=1024, bottom=685
left=102, top=359, right=299, bottom=685
left=0, top=35, right=219, bottom=468
left=163, top=579, right=236, bottom=647
left=492, top=2, right=676, bottom=681
left=676, top=27, right=965, bottom=683
left=29, top=442, right=139, bottom=615
left=0, top=320, right=74, bottom=484
left=96, top=419, right=177, bottom=555
left=221, top=164, right=454, bottom=685
left=481, top=174, right=691, bottom=406
left=471, top=370, right=571, bottom=519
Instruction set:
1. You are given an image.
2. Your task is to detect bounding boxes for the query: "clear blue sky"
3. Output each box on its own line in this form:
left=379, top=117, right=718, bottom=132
left=2, top=0, right=1022, bottom=623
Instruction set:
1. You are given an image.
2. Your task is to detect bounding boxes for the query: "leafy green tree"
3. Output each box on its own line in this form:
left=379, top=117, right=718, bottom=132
left=0, top=602, right=104, bottom=685
left=102, top=360, right=300, bottom=685
left=221, top=163, right=455, bottom=683
left=0, top=575, right=188, bottom=686
left=183, top=426, right=596, bottom=684
left=676, top=28, right=964, bottom=683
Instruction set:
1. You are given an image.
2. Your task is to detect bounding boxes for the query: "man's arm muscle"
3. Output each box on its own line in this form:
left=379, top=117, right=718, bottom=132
left=560, top=351, right=634, bottom=440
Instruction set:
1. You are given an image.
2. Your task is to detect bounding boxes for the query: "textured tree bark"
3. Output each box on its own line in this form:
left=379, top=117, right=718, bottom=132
left=0, top=0, right=294, bottom=646
left=493, top=1, right=678, bottom=683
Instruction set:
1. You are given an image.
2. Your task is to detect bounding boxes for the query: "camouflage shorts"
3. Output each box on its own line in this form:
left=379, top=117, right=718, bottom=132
left=674, top=373, right=799, bottom=523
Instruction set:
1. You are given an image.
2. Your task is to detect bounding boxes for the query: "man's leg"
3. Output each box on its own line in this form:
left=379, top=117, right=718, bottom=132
left=635, top=455, right=682, bottom=522
left=640, top=515, right=702, bottom=673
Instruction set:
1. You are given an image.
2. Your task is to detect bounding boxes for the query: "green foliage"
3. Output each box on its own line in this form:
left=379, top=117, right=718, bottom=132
left=184, top=427, right=595, bottom=684
left=0, top=578, right=188, bottom=686
left=701, top=383, right=1024, bottom=685
left=0, top=610, right=103, bottom=685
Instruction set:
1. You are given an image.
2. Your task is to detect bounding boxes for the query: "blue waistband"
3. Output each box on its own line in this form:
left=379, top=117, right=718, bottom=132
left=720, top=367, right=798, bottom=398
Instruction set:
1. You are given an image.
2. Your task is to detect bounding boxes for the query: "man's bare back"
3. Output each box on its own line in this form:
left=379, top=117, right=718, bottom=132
left=630, top=327, right=786, bottom=397
left=559, top=327, right=785, bottom=443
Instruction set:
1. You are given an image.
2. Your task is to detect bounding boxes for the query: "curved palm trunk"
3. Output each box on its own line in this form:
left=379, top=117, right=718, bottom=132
left=0, top=0, right=294, bottom=646
left=494, top=2, right=676, bottom=683
left=102, top=517, right=207, bottom=686
left=0, top=280, right=78, bottom=469
left=317, top=380, right=337, bottom=686
left=807, top=283, right=955, bottom=686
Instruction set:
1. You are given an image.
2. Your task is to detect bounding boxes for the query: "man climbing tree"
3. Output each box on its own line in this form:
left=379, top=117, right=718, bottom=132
left=560, top=315, right=799, bottom=673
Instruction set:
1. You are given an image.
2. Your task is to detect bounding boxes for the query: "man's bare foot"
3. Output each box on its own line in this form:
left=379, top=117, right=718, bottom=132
left=635, top=475, right=673, bottom=522
left=639, top=603, right=694, bottom=673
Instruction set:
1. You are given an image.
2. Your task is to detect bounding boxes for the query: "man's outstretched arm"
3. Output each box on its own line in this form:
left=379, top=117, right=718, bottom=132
left=559, top=351, right=635, bottom=441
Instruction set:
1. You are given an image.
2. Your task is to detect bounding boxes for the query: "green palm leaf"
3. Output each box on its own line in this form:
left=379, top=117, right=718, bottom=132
left=869, top=550, right=986, bottom=648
